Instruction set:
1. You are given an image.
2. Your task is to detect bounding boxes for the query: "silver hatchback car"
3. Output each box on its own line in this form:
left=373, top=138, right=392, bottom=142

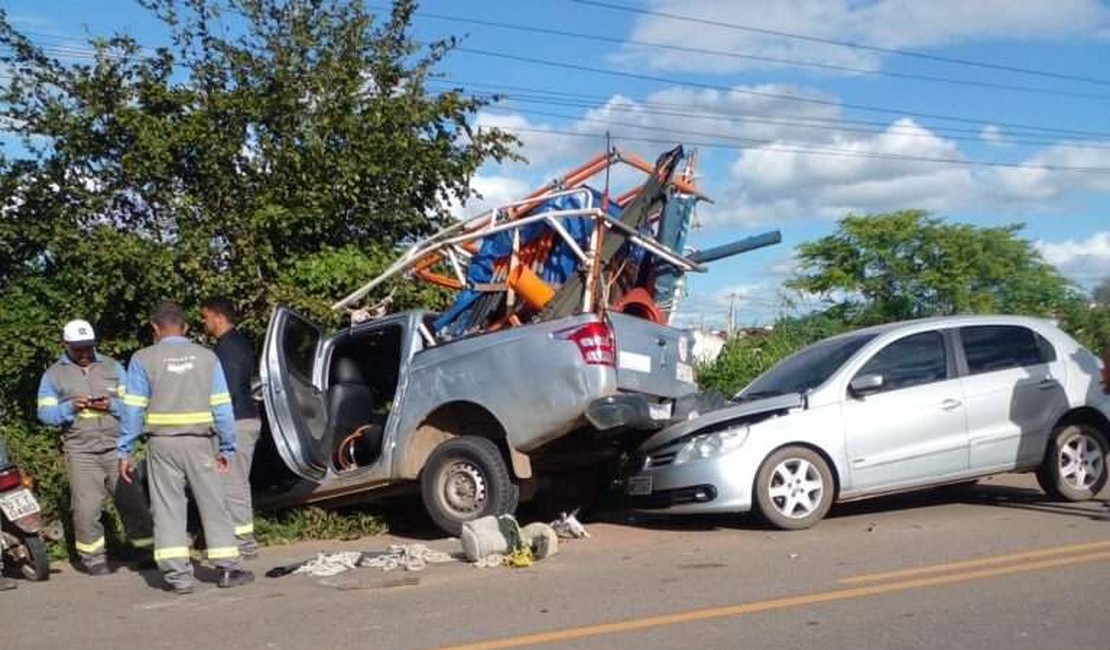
left=625, top=315, right=1110, bottom=529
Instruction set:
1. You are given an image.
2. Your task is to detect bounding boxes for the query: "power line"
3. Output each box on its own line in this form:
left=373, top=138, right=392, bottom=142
left=569, top=0, right=1110, bottom=88
left=488, top=123, right=1110, bottom=174
left=455, top=47, right=1110, bottom=139
left=427, top=80, right=1110, bottom=150
left=430, top=77, right=1105, bottom=140
left=404, top=7, right=1110, bottom=101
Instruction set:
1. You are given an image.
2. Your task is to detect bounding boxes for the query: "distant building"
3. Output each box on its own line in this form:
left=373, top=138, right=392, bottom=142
left=691, top=329, right=727, bottom=365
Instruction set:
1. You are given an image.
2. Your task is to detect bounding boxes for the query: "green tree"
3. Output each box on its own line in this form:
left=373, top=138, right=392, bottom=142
left=697, top=311, right=854, bottom=397
left=0, top=0, right=516, bottom=531
left=1093, top=277, right=1110, bottom=307
left=787, top=210, right=1078, bottom=323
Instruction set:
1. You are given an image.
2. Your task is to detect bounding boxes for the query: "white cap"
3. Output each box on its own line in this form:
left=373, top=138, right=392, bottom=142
left=63, top=319, right=96, bottom=344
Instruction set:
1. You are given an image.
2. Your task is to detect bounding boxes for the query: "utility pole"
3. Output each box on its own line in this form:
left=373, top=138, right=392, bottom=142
left=727, top=292, right=739, bottom=338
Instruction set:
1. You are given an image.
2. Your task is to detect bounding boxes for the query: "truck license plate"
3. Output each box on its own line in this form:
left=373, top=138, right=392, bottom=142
left=0, top=489, right=40, bottom=520
left=627, top=476, right=652, bottom=496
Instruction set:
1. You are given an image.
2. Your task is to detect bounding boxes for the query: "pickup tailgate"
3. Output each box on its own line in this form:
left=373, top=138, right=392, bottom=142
left=609, top=312, right=698, bottom=399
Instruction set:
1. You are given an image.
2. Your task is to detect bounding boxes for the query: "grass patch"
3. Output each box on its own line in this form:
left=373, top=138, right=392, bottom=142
left=253, top=507, right=387, bottom=546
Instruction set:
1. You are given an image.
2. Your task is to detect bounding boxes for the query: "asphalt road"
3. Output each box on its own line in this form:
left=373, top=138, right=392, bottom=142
left=5, top=472, right=1110, bottom=650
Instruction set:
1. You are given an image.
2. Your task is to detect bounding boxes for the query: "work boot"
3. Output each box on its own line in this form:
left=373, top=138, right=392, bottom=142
left=0, top=576, right=16, bottom=591
left=166, top=582, right=194, bottom=595
left=86, top=563, right=112, bottom=576
left=217, top=568, right=254, bottom=588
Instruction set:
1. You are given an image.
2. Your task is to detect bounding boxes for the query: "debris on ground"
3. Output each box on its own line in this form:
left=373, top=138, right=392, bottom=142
left=269, top=544, right=455, bottom=578
left=462, top=515, right=565, bottom=568
left=551, top=510, right=590, bottom=539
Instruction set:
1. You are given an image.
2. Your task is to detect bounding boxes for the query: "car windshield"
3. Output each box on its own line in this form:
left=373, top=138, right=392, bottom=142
left=736, top=332, right=878, bottom=400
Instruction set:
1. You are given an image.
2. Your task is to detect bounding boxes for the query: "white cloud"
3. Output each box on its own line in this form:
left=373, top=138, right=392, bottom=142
left=1038, top=232, right=1110, bottom=283
left=476, top=88, right=1110, bottom=234
left=989, top=143, right=1110, bottom=201
left=616, top=0, right=1110, bottom=73
left=671, top=283, right=775, bottom=329
left=980, top=125, right=1010, bottom=146
left=707, top=118, right=980, bottom=225
left=448, top=173, right=533, bottom=220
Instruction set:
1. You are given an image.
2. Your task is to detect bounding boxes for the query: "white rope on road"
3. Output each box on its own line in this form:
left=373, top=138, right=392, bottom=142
left=293, top=545, right=455, bottom=577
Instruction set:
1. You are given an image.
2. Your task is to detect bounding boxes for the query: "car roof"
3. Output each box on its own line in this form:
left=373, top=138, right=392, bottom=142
left=824, top=314, right=1059, bottom=341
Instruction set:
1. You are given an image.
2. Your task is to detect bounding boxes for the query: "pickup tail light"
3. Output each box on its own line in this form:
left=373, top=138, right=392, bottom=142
left=0, top=467, right=23, bottom=492
left=554, top=321, right=616, bottom=367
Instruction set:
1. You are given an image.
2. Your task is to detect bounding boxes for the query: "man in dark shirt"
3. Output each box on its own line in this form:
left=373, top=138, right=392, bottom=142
left=200, top=297, right=261, bottom=558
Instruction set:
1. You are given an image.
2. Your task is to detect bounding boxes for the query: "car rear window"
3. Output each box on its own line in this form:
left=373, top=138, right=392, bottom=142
left=960, top=325, right=1051, bottom=375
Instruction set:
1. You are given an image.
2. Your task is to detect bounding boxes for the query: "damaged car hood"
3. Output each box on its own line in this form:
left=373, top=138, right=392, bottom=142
left=642, top=393, right=804, bottom=451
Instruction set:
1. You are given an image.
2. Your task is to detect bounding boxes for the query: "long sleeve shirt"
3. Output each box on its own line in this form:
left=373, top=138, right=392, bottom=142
left=214, top=328, right=260, bottom=420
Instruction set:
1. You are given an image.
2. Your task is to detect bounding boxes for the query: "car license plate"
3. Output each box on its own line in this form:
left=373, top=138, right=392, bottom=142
left=627, top=475, right=652, bottom=496
left=676, top=362, right=694, bottom=384
left=648, top=401, right=673, bottom=421
left=0, top=489, right=40, bottom=520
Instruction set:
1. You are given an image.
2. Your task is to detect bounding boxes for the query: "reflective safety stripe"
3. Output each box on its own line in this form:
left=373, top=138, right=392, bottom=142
left=234, top=522, right=255, bottom=536
left=123, top=394, right=149, bottom=407
left=130, top=537, right=154, bottom=549
left=37, top=397, right=59, bottom=407
left=77, top=409, right=100, bottom=419
left=209, top=392, right=232, bottom=406
left=154, top=546, right=190, bottom=561
left=207, top=547, right=240, bottom=560
left=146, top=412, right=214, bottom=426
left=75, top=537, right=106, bottom=554
left=116, top=385, right=126, bottom=397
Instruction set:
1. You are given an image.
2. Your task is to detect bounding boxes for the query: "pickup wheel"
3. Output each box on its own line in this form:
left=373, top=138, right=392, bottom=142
left=1036, top=423, right=1108, bottom=501
left=421, top=436, right=519, bottom=536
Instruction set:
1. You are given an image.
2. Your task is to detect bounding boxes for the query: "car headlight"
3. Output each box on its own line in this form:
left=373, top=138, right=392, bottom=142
left=673, top=426, right=750, bottom=464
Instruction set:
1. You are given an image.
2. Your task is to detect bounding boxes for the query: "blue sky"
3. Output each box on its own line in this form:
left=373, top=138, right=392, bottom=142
left=6, top=0, right=1110, bottom=327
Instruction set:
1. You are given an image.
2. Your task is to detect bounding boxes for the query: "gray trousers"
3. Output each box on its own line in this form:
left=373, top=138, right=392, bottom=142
left=65, top=449, right=153, bottom=568
left=147, top=436, right=243, bottom=588
left=224, top=418, right=261, bottom=554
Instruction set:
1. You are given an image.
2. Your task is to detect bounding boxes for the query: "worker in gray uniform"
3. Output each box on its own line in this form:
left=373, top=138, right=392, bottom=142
left=37, top=319, right=154, bottom=575
left=118, top=301, right=253, bottom=594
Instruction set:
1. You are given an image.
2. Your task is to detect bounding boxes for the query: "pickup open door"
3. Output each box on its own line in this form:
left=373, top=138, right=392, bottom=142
left=260, top=306, right=330, bottom=482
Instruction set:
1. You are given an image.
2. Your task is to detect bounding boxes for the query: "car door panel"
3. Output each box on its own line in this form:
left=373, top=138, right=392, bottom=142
left=959, top=326, right=1069, bottom=471
left=844, top=379, right=969, bottom=490
left=842, top=330, right=968, bottom=491
left=260, top=306, right=330, bottom=482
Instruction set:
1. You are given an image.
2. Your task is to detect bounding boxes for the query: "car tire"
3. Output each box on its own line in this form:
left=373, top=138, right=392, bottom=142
left=754, top=446, right=834, bottom=531
left=421, top=436, right=519, bottom=537
left=1036, top=423, right=1108, bottom=502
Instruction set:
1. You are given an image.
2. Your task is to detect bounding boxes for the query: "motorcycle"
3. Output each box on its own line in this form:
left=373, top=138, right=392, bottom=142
left=0, top=459, right=50, bottom=581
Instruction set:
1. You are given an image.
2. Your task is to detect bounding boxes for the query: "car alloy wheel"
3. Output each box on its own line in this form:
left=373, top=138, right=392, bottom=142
left=767, top=458, right=825, bottom=519
left=1058, top=431, right=1105, bottom=491
left=754, top=446, right=835, bottom=530
left=1037, top=423, right=1109, bottom=502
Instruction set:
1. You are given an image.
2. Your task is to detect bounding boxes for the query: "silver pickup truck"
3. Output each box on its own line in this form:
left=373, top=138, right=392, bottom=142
left=257, top=305, right=698, bottom=534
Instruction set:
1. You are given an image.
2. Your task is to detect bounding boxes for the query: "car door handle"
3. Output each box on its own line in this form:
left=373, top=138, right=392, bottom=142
left=1037, top=379, right=1058, bottom=390
left=940, top=398, right=962, bottom=410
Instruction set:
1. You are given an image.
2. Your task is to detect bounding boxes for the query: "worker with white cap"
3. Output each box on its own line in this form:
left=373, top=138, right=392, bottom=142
left=36, top=319, right=154, bottom=575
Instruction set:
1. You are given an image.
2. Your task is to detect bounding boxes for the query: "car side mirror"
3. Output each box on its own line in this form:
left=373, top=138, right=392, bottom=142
left=849, top=374, right=884, bottom=397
